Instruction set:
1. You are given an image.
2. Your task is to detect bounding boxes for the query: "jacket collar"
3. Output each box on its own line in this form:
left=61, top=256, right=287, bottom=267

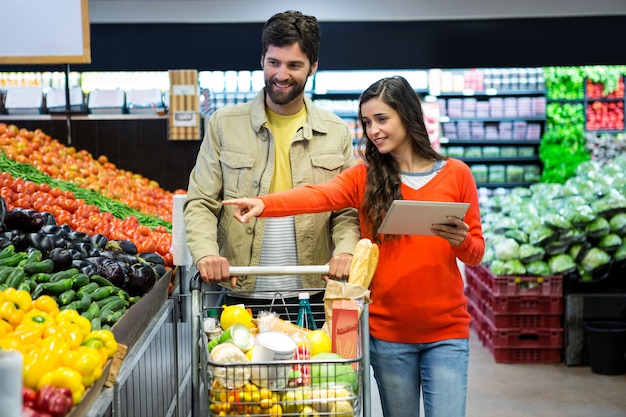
left=250, top=89, right=330, bottom=139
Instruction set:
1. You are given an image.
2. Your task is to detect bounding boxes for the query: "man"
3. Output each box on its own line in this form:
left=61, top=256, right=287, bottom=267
left=183, top=10, right=360, bottom=321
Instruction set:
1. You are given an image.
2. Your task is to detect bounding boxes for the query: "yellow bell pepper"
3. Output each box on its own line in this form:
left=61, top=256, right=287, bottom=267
left=0, top=300, right=24, bottom=327
left=82, top=329, right=118, bottom=359
left=38, top=366, right=86, bottom=405
left=62, top=345, right=104, bottom=387
left=5, top=325, right=43, bottom=346
left=0, top=317, right=13, bottom=337
left=0, top=337, right=23, bottom=354
left=21, top=309, right=55, bottom=329
left=4, top=287, right=32, bottom=311
left=55, top=309, right=91, bottom=339
left=44, top=322, right=85, bottom=350
left=23, top=336, right=68, bottom=390
left=31, top=295, right=60, bottom=316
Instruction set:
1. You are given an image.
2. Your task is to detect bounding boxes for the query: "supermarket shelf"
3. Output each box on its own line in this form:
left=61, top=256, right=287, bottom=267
left=442, top=139, right=541, bottom=145
left=461, top=156, right=540, bottom=163
left=476, top=181, right=537, bottom=188
left=443, top=116, right=546, bottom=123
left=430, top=89, right=545, bottom=97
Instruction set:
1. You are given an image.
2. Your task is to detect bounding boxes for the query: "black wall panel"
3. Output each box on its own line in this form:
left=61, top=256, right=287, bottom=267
left=2, top=16, right=625, bottom=73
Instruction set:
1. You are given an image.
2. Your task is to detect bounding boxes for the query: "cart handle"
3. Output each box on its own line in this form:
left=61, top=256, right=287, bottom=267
left=189, top=266, right=330, bottom=291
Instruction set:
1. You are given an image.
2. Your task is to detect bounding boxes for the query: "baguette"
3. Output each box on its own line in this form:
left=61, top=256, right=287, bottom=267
left=361, top=242, right=379, bottom=289
left=348, top=238, right=379, bottom=288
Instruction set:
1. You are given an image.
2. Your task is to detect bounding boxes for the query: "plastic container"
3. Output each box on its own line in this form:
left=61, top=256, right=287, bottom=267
left=584, top=321, right=626, bottom=375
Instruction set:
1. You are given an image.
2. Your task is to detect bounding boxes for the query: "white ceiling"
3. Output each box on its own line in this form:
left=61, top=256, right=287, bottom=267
left=88, top=0, right=626, bottom=23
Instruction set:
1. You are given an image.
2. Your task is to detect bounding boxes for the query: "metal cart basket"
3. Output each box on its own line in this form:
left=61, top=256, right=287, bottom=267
left=190, top=268, right=371, bottom=417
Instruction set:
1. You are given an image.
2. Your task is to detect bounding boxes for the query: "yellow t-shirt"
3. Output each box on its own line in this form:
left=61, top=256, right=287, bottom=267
left=265, top=106, right=307, bottom=193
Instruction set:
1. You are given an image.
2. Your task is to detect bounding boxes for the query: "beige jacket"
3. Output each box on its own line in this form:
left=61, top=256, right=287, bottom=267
left=183, top=90, right=360, bottom=290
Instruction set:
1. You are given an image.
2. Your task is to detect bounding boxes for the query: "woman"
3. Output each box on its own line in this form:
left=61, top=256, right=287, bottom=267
left=224, top=76, right=484, bottom=417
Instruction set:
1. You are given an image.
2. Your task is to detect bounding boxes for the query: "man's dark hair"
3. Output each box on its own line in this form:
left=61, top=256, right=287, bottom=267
left=262, top=10, right=321, bottom=66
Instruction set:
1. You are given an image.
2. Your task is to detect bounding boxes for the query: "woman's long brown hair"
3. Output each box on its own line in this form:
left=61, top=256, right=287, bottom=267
left=357, top=76, right=446, bottom=243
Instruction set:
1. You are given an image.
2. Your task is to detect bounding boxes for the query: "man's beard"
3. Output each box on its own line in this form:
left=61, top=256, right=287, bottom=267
left=265, top=77, right=306, bottom=105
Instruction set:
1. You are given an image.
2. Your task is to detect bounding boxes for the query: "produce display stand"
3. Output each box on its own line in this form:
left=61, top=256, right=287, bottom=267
left=71, top=268, right=196, bottom=417
left=190, top=270, right=372, bottom=417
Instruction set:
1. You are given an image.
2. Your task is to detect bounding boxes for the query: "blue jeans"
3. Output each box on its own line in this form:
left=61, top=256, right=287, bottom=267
left=370, top=337, right=469, bottom=417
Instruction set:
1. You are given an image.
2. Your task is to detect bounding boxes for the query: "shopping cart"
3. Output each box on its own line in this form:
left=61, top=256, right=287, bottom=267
left=190, top=267, right=371, bottom=417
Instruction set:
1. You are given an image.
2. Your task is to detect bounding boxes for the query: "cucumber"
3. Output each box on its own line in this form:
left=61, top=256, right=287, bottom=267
left=90, top=286, right=115, bottom=301
left=0, top=245, right=15, bottom=260
left=73, top=291, right=92, bottom=312
left=90, top=317, right=102, bottom=330
left=0, top=267, right=15, bottom=285
left=95, top=295, right=124, bottom=308
left=49, top=268, right=79, bottom=283
left=0, top=252, right=27, bottom=267
left=78, top=282, right=101, bottom=294
left=71, top=273, right=90, bottom=290
left=17, top=281, right=32, bottom=292
left=82, top=301, right=101, bottom=320
left=90, top=275, right=113, bottom=287
left=5, top=268, right=26, bottom=289
left=21, top=249, right=43, bottom=265
left=23, top=259, right=55, bottom=275
left=31, top=272, right=53, bottom=284
left=102, top=308, right=126, bottom=326
left=41, top=278, right=74, bottom=295
left=99, top=297, right=127, bottom=313
left=58, top=289, right=77, bottom=306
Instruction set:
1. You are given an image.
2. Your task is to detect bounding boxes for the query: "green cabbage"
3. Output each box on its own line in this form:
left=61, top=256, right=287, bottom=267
left=580, top=247, right=612, bottom=272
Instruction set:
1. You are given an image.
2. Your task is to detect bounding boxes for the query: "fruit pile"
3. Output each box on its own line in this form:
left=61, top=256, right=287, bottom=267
left=205, top=304, right=359, bottom=417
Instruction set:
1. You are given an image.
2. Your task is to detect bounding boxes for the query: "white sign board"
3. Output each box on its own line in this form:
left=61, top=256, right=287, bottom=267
left=0, top=0, right=91, bottom=64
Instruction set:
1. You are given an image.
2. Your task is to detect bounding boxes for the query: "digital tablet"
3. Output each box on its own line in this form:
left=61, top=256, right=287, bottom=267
left=377, top=200, right=471, bottom=236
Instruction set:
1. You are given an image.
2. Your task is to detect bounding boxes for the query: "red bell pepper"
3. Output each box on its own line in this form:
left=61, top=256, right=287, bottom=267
left=34, top=385, right=74, bottom=417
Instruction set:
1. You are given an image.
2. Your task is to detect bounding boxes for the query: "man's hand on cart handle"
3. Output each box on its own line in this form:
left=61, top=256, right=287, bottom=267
left=197, top=255, right=237, bottom=288
left=223, top=198, right=265, bottom=223
left=326, top=252, right=353, bottom=281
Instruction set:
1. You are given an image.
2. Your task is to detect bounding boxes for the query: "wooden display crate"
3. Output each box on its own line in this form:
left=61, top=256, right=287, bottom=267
left=168, top=69, right=200, bottom=140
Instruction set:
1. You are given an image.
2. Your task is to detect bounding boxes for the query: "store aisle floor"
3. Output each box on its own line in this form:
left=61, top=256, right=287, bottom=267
left=365, top=329, right=626, bottom=417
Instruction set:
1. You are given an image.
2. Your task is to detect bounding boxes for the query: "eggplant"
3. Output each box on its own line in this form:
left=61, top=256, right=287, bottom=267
left=71, top=242, right=100, bottom=258
left=138, top=252, right=165, bottom=265
left=40, top=224, right=71, bottom=239
left=100, top=250, right=138, bottom=265
left=67, top=248, right=86, bottom=261
left=0, top=230, right=28, bottom=251
left=105, top=239, right=138, bottom=255
left=26, top=232, right=69, bottom=253
left=126, top=263, right=157, bottom=296
left=152, top=263, right=167, bottom=277
left=98, top=259, right=128, bottom=288
left=0, top=196, right=7, bottom=229
left=72, top=259, right=98, bottom=276
left=91, top=234, right=109, bottom=250
left=4, top=209, right=44, bottom=232
left=67, top=231, right=92, bottom=245
left=0, top=236, right=13, bottom=250
left=40, top=212, right=57, bottom=226
left=48, top=247, right=74, bottom=271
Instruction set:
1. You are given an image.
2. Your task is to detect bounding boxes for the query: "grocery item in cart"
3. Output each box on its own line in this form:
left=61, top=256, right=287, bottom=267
left=250, top=331, right=298, bottom=390
left=209, top=342, right=251, bottom=389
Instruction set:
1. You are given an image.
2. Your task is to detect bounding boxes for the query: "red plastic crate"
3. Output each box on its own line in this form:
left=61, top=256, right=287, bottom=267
left=468, top=298, right=563, bottom=363
left=466, top=286, right=562, bottom=329
left=483, top=292, right=563, bottom=315
left=465, top=264, right=563, bottom=296
left=484, top=320, right=563, bottom=349
left=484, top=338, right=562, bottom=363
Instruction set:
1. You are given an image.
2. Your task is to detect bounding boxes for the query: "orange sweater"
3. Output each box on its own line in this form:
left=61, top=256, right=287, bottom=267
left=260, top=159, right=484, bottom=343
